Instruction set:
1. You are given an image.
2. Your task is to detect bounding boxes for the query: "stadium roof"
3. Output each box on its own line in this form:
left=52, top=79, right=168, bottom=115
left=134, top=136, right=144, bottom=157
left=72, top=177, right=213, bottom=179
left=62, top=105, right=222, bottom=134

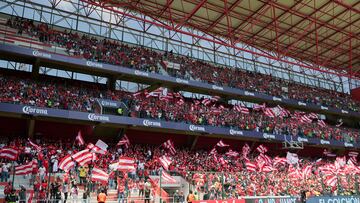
left=85, top=0, right=360, bottom=77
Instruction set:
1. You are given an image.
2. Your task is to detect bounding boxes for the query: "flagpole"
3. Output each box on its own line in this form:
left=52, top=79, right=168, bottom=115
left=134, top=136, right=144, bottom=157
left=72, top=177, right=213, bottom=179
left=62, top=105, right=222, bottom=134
left=11, top=161, right=15, bottom=189
left=159, top=168, right=162, bottom=203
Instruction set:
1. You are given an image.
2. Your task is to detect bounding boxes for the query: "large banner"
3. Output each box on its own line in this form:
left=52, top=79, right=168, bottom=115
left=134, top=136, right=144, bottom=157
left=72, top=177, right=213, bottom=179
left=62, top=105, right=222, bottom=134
left=306, top=195, right=360, bottom=203
left=192, top=199, right=245, bottom=203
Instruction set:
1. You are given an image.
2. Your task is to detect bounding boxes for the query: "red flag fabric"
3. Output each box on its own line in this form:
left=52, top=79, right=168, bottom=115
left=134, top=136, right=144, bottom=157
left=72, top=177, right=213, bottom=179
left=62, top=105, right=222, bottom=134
left=245, top=161, right=257, bottom=172
left=162, top=140, right=176, bottom=155
left=216, top=140, right=229, bottom=147
left=318, top=120, right=327, bottom=128
left=349, top=152, right=359, bottom=157
left=91, top=167, right=109, bottom=183
left=159, top=155, right=172, bottom=170
left=15, top=160, right=37, bottom=175
left=263, top=108, right=275, bottom=118
left=226, top=149, right=239, bottom=157
left=325, top=175, right=337, bottom=187
left=72, top=149, right=94, bottom=166
left=28, top=139, right=41, bottom=151
left=253, top=103, right=266, bottom=111
left=59, top=155, right=75, bottom=172
left=117, top=134, right=130, bottom=148
left=110, top=157, right=136, bottom=171
left=161, top=170, right=176, bottom=183
left=0, top=147, right=19, bottom=160
left=256, top=145, right=268, bottom=154
left=75, top=131, right=85, bottom=146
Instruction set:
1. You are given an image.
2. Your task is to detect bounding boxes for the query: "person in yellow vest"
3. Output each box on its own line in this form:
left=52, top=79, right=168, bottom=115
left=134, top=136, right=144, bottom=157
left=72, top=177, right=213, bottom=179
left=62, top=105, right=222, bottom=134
left=97, top=189, right=107, bottom=203
left=79, top=166, right=87, bottom=185
left=186, top=190, right=195, bottom=203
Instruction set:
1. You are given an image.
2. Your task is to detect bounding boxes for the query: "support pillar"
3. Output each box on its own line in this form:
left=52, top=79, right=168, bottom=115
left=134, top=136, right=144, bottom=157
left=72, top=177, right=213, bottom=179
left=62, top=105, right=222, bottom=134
left=27, top=119, right=35, bottom=139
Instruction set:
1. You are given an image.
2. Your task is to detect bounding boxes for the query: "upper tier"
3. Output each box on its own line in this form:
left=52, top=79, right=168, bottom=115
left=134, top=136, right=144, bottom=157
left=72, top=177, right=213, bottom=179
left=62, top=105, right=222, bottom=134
left=0, top=17, right=359, bottom=119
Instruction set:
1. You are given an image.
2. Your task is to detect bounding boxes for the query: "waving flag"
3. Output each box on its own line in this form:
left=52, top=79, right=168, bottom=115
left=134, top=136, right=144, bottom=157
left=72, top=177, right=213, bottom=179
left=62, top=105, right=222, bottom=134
left=308, top=113, right=318, bottom=119
left=91, top=167, right=109, bottom=183
left=349, top=152, right=359, bottom=157
left=59, top=155, right=75, bottom=172
left=318, top=120, right=327, bottom=128
left=159, top=155, right=172, bottom=170
left=75, top=131, right=85, bottom=146
left=325, top=175, right=338, bottom=187
left=72, top=149, right=95, bottom=166
left=162, top=140, right=176, bottom=155
left=28, top=139, right=41, bottom=151
left=245, top=161, right=257, bottom=172
left=302, top=165, right=312, bottom=179
left=242, top=144, right=250, bottom=158
left=226, top=149, right=239, bottom=157
left=234, top=105, right=249, bottom=114
left=209, top=148, right=217, bottom=155
left=216, top=140, right=229, bottom=147
left=256, top=145, right=268, bottom=154
left=263, top=108, right=275, bottom=118
left=161, top=170, right=176, bottom=183
left=253, top=103, right=265, bottom=111
left=15, top=160, right=37, bottom=175
left=300, top=115, right=312, bottom=123
left=273, top=157, right=287, bottom=166
left=286, top=152, right=299, bottom=164
left=117, top=134, right=130, bottom=149
left=0, top=147, right=19, bottom=160
left=110, top=157, right=136, bottom=171
left=201, top=98, right=212, bottom=106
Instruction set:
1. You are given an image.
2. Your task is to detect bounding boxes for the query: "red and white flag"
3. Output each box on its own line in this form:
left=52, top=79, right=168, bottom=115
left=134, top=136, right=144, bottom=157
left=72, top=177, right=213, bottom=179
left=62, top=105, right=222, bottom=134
left=349, top=152, right=359, bottom=157
left=261, top=165, right=275, bottom=173
left=75, top=131, right=85, bottom=146
left=209, top=148, right=217, bottom=155
left=161, top=170, right=176, bottom=183
left=300, top=115, right=312, bottom=123
left=256, top=145, right=268, bottom=154
left=201, top=98, right=212, bottom=106
left=325, top=175, right=337, bottom=187
left=302, top=165, right=312, bottom=179
left=253, top=103, right=266, bottom=111
left=308, top=113, right=318, bottom=119
left=211, top=96, right=221, bottom=101
left=110, top=157, right=136, bottom=171
left=28, top=139, right=41, bottom=151
left=0, top=147, right=19, bottom=160
left=216, top=140, right=229, bottom=147
left=226, top=149, right=239, bottom=157
left=15, top=160, right=37, bottom=175
left=273, top=157, right=287, bottom=166
left=162, top=140, right=176, bottom=155
left=72, top=149, right=95, bottom=166
left=263, top=108, right=275, bottom=118
left=242, top=144, right=250, bottom=158
left=219, top=157, right=228, bottom=165
left=159, top=155, right=172, bottom=170
left=245, top=161, right=257, bottom=172
left=323, top=149, right=336, bottom=157
left=234, top=105, right=249, bottom=114
left=318, top=120, right=327, bottom=128
left=91, top=167, right=109, bottom=183
left=59, top=155, right=75, bottom=172
left=117, top=134, right=130, bottom=149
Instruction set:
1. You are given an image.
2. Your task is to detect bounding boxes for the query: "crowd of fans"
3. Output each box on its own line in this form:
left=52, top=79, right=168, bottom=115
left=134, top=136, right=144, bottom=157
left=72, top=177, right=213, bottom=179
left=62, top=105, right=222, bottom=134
left=0, top=74, right=359, bottom=143
left=4, top=17, right=360, bottom=112
left=1, top=137, right=359, bottom=201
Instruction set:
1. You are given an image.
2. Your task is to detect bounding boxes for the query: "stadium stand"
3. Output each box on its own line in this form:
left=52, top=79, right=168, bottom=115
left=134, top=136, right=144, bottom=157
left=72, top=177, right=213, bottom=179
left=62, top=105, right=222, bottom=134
left=0, top=1, right=359, bottom=203
left=1, top=17, right=359, bottom=113
left=0, top=73, right=358, bottom=143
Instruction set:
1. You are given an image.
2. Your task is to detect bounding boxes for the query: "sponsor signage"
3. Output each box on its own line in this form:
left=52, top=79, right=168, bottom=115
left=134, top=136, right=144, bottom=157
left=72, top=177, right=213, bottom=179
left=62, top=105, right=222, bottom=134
left=244, top=91, right=255, bottom=96
left=344, top=142, right=354, bottom=147
left=86, top=60, right=103, bottom=68
left=142, top=119, right=161, bottom=127
left=134, top=70, right=149, bottom=77
left=211, top=85, right=224, bottom=91
left=189, top=125, right=206, bottom=132
left=175, top=78, right=189, bottom=84
left=263, top=133, right=276, bottom=139
left=229, top=129, right=243, bottom=136
left=22, top=106, right=48, bottom=115
left=245, top=197, right=299, bottom=203
left=97, top=99, right=121, bottom=108
left=306, top=195, right=360, bottom=203
left=321, top=106, right=329, bottom=110
left=32, top=50, right=52, bottom=58
left=87, top=113, right=110, bottom=122
left=297, top=137, right=309, bottom=142
left=320, top=139, right=330, bottom=145
left=273, top=97, right=282, bottom=101
left=298, top=101, right=307, bottom=106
